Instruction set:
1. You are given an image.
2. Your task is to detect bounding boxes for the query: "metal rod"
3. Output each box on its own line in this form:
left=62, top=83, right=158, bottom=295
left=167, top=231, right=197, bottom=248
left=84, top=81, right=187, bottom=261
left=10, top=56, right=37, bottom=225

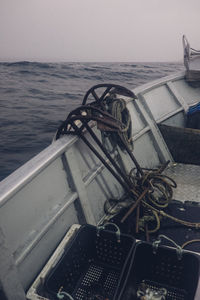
left=71, top=123, right=130, bottom=192
left=85, top=123, right=132, bottom=188
left=121, top=188, right=148, bottom=223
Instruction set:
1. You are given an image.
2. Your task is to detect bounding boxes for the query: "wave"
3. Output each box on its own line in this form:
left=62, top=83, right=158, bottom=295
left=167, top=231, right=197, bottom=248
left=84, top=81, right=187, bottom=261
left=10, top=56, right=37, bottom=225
left=1, top=61, right=54, bottom=69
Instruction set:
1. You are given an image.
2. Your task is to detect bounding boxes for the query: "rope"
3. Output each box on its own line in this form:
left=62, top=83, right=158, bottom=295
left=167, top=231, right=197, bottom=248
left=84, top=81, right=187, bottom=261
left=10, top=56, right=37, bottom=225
left=121, top=188, right=148, bottom=223
left=121, top=166, right=176, bottom=223
left=146, top=210, right=161, bottom=234
left=108, top=97, right=133, bottom=150
left=57, top=287, right=74, bottom=300
left=142, top=200, right=200, bottom=229
left=119, top=164, right=200, bottom=235
left=153, top=235, right=183, bottom=260
left=182, top=239, right=200, bottom=249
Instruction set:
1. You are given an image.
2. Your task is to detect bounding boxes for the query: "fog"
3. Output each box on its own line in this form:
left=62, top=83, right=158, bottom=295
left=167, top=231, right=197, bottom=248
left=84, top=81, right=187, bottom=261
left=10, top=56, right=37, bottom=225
left=1, top=0, right=200, bottom=62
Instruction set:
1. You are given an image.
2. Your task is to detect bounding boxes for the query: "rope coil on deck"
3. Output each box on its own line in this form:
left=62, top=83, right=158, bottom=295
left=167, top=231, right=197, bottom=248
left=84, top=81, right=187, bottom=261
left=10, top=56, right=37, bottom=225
left=108, top=97, right=133, bottom=150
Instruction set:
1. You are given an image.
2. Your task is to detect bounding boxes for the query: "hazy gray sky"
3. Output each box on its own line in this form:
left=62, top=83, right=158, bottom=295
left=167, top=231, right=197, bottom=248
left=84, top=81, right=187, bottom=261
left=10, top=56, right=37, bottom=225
left=1, top=0, right=200, bottom=62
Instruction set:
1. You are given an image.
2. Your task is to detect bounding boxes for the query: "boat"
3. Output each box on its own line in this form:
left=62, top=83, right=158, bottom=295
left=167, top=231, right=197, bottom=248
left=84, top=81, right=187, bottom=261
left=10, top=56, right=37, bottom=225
left=0, top=37, right=200, bottom=300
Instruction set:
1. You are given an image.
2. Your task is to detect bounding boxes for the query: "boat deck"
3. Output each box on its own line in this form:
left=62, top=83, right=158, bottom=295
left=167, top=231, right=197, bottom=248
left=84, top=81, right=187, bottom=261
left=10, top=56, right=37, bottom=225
left=164, top=163, right=200, bottom=203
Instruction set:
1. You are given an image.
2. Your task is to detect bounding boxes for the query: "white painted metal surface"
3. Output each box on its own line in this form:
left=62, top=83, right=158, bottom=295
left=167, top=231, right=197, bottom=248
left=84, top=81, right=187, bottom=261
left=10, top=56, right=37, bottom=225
left=183, top=35, right=200, bottom=72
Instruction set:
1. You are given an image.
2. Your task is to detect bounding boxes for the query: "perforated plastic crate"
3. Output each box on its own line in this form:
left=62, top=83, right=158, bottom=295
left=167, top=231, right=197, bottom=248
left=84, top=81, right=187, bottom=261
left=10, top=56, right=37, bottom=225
left=119, top=241, right=200, bottom=300
left=44, top=224, right=135, bottom=300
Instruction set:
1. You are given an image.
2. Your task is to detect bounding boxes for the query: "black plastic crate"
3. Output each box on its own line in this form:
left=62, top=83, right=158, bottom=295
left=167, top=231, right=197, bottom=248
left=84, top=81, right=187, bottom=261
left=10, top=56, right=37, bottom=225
left=119, top=241, right=200, bottom=300
left=45, top=224, right=135, bottom=300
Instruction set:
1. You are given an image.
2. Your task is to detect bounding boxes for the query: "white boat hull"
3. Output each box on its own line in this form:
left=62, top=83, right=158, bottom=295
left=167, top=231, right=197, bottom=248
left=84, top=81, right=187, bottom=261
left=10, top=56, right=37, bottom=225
left=0, top=71, right=200, bottom=298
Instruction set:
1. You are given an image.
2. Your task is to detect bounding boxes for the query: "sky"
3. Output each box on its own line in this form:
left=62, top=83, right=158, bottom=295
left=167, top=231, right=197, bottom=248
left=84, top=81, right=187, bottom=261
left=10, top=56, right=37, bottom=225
left=1, top=0, right=200, bottom=62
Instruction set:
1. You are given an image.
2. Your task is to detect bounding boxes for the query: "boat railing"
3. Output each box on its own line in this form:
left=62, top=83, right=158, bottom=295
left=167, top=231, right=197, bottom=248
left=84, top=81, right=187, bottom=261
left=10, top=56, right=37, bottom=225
left=183, top=35, right=200, bottom=86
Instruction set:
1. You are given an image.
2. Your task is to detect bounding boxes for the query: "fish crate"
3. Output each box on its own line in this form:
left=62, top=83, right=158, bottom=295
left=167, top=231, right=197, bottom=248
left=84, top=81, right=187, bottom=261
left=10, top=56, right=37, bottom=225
left=45, top=224, right=135, bottom=300
left=27, top=224, right=135, bottom=300
left=119, top=241, right=200, bottom=300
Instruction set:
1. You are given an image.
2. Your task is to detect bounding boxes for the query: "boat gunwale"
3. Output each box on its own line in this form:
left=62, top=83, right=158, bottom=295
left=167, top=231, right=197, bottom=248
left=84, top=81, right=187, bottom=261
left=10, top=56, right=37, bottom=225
left=132, top=71, right=185, bottom=96
left=0, top=135, right=77, bottom=207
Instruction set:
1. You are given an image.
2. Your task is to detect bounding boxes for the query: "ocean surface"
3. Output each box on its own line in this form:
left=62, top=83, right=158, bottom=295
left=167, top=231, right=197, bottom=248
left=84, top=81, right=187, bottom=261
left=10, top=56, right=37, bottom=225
left=0, top=61, right=184, bottom=181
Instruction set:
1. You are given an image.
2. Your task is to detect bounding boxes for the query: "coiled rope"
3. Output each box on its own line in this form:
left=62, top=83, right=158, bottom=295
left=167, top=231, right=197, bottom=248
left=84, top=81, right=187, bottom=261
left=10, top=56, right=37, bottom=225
left=120, top=165, right=179, bottom=233
left=108, top=97, right=133, bottom=150
left=106, top=164, right=200, bottom=235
